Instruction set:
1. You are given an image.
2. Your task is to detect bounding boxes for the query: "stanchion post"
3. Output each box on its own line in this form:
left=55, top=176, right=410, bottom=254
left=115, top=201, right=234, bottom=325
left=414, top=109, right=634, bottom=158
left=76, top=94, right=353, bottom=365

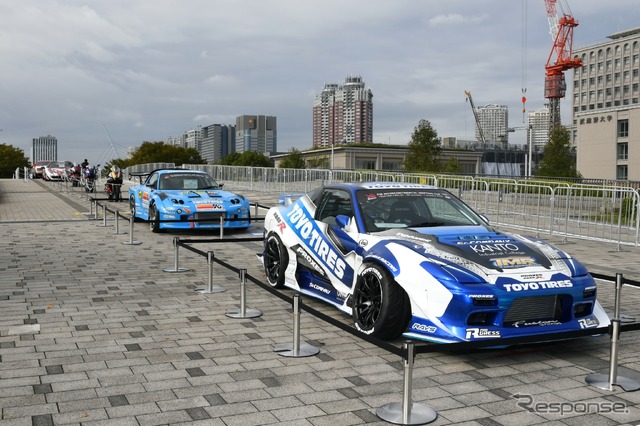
left=585, top=273, right=640, bottom=391
left=121, top=215, right=142, bottom=246
left=98, top=204, right=108, bottom=227
left=163, top=237, right=189, bottom=273
left=195, top=251, right=226, bottom=294
left=273, top=293, right=319, bottom=357
left=376, top=341, right=437, bottom=425
left=226, top=269, right=262, bottom=318
left=219, top=217, right=224, bottom=239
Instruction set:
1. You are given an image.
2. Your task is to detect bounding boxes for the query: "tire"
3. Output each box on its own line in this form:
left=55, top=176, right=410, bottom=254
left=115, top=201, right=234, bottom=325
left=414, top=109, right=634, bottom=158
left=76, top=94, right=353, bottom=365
left=263, top=233, right=288, bottom=288
left=129, top=196, right=140, bottom=222
left=149, top=204, right=162, bottom=233
left=352, top=263, right=411, bottom=340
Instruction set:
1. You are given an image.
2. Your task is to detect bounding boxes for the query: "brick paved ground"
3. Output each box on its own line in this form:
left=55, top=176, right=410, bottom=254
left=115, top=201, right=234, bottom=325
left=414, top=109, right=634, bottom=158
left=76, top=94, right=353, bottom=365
left=1, top=178, right=640, bottom=425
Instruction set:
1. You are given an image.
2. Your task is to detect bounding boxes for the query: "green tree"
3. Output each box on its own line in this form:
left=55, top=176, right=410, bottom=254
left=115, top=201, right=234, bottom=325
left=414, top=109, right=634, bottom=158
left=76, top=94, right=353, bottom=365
left=537, top=125, right=581, bottom=178
left=442, top=156, right=462, bottom=174
left=219, top=151, right=274, bottom=167
left=403, top=119, right=442, bottom=173
left=278, top=147, right=305, bottom=169
left=0, top=144, right=30, bottom=178
left=307, top=157, right=329, bottom=169
left=127, top=141, right=205, bottom=166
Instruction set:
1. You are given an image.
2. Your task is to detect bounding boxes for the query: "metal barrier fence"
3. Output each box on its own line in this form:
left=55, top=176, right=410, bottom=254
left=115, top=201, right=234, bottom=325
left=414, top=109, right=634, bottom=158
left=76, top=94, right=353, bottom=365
left=119, top=164, right=640, bottom=246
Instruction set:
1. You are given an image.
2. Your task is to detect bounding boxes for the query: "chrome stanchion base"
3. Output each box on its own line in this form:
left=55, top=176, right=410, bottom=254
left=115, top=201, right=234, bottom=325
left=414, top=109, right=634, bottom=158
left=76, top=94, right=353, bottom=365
left=273, top=342, right=319, bottom=357
left=122, top=240, right=142, bottom=246
left=163, top=267, right=189, bottom=273
left=376, top=402, right=437, bottom=425
left=585, top=373, right=640, bottom=391
left=226, top=308, right=262, bottom=319
left=195, top=287, right=226, bottom=294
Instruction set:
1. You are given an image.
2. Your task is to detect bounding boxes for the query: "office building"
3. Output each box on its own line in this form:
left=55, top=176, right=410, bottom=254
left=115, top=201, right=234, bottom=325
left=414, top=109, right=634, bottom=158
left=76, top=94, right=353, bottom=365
left=235, top=115, right=277, bottom=154
left=200, top=124, right=235, bottom=164
left=32, top=135, right=57, bottom=163
left=573, top=27, right=640, bottom=180
left=313, top=76, right=373, bottom=148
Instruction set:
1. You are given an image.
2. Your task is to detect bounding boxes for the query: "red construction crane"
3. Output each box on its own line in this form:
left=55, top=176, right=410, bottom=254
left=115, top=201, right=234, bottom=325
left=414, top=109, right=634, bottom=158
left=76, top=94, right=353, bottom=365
left=544, top=0, right=581, bottom=128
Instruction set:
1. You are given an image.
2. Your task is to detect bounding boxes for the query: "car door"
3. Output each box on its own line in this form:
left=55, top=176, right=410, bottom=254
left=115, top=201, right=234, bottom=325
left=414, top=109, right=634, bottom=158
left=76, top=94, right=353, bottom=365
left=139, top=172, right=159, bottom=218
left=313, top=188, right=360, bottom=289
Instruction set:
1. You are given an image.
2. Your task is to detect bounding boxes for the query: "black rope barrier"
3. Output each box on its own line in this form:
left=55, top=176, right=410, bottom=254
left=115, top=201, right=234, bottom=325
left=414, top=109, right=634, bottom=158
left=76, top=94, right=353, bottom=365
left=592, top=272, right=640, bottom=288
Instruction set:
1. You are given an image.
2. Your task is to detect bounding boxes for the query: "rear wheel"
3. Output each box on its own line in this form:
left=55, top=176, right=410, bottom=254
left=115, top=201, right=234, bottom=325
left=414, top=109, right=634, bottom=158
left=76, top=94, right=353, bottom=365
left=264, top=233, right=288, bottom=288
left=352, top=263, right=411, bottom=340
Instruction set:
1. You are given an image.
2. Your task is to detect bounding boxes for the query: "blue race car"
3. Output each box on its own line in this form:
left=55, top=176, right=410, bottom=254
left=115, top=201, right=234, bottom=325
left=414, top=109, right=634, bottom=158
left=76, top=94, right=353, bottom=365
left=129, top=169, right=251, bottom=232
left=261, top=182, right=610, bottom=343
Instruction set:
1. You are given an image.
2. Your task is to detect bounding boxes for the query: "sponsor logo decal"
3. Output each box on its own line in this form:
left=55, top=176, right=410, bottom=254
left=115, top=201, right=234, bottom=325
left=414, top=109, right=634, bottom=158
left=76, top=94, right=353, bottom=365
left=195, top=203, right=223, bottom=210
left=286, top=203, right=348, bottom=280
left=294, top=245, right=325, bottom=276
left=411, top=323, right=437, bottom=333
left=520, top=273, right=544, bottom=280
left=465, top=328, right=501, bottom=339
left=512, top=320, right=562, bottom=327
left=502, top=279, right=572, bottom=292
left=491, top=256, right=537, bottom=269
left=469, top=243, right=521, bottom=254
left=368, top=254, right=398, bottom=273
left=309, top=282, right=331, bottom=295
left=578, top=317, right=599, bottom=328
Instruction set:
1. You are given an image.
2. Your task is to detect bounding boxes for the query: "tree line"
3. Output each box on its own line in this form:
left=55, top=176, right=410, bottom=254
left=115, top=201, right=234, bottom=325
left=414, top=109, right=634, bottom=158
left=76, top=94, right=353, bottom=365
left=0, top=121, right=579, bottom=179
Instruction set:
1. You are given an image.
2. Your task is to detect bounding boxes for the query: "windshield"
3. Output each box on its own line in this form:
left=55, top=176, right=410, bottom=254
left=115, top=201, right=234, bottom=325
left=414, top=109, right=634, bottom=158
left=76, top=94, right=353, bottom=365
left=158, top=173, right=221, bottom=191
left=355, top=188, right=484, bottom=232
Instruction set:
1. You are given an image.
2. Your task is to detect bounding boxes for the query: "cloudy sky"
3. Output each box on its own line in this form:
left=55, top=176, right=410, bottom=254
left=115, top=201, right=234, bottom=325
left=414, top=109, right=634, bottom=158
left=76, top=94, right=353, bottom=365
left=1, top=0, right=638, bottom=165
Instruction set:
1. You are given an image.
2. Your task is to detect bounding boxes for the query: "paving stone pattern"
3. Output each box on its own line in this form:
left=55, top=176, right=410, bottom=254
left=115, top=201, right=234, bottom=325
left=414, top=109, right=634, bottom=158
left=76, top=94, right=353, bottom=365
left=1, top=178, right=640, bottom=425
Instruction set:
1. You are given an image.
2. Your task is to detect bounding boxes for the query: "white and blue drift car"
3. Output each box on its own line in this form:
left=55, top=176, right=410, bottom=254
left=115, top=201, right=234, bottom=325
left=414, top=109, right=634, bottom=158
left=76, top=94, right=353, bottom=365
left=129, top=169, right=251, bottom=232
left=261, top=182, right=610, bottom=343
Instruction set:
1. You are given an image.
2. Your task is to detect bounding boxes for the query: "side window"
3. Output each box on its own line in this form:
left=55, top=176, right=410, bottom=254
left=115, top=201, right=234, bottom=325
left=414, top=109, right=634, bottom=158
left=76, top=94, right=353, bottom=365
left=146, top=173, right=159, bottom=189
left=315, top=189, right=353, bottom=225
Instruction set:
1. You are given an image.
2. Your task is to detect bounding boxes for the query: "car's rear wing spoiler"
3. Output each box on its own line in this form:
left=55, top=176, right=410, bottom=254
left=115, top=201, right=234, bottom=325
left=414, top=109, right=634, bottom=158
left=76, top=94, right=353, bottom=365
left=128, top=168, right=187, bottom=184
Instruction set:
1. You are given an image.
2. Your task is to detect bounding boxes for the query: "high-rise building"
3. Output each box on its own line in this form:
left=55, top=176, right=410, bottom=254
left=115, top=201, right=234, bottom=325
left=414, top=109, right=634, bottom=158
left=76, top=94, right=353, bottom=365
left=475, top=104, right=509, bottom=146
left=200, top=124, right=235, bottom=163
left=235, top=115, right=277, bottom=154
left=313, top=76, right=373, bottom=148
left=32, top=135, right=57, bottom=163
left=528, top=105, right=551, bottom=150
left=572, top=27, right=640, bottom=180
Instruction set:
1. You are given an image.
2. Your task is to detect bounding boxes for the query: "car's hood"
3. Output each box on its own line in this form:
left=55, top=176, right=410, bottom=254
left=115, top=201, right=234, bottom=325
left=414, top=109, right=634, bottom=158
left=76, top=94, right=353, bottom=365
left=158, top=189, right=243, bottom=202
left=376, top=225, right=576, bottom=278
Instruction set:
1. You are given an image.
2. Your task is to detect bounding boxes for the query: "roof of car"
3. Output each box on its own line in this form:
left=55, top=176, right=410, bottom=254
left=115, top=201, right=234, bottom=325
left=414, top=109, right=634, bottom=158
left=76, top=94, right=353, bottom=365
left=329, top=181, right=439, bottom=191
left=129, top=168, right=209, bottom=177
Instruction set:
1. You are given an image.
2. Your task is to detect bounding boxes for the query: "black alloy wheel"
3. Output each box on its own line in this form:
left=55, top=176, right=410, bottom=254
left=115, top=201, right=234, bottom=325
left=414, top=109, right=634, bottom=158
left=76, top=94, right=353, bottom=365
left=352, top=263, right=411, bottom=340
left=149, top=204, right=162, bottom=233
left=264, top=233, right=288, bottom=288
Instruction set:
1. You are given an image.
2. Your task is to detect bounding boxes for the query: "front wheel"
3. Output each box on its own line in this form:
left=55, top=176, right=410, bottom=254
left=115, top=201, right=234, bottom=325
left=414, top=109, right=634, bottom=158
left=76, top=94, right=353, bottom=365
left=149, top=204, right=163, bottom=233
left=352, top=263, right=411, bottom=340
left=264, top=233, right=288, bottom=288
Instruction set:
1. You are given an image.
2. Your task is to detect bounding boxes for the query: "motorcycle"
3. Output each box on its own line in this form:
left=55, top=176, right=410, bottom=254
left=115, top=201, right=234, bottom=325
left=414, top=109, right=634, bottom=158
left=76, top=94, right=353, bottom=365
left=69, top=165, right=82, bottom=187
left=105, top=174, right=123, bottom=201
left=83, top=165, right=99, bottom=193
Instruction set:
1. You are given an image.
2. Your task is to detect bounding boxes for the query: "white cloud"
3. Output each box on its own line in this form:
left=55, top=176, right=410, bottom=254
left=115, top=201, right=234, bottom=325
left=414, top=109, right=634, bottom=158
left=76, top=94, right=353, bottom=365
left=1, top=0, right=638, bottom=164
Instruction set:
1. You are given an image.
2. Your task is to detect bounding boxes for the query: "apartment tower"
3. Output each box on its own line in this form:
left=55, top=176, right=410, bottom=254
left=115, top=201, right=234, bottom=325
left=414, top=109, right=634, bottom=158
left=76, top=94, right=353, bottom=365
left=313, top=76, right=373, bottom=148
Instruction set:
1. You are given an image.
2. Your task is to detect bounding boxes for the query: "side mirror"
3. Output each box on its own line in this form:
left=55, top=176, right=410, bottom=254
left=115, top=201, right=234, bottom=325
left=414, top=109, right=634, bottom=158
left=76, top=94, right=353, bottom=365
left=335, top=214, right=350, bottom=229
left=479, top=213, right=490, bottom=224
left=219, top=182, right=224, bottom=188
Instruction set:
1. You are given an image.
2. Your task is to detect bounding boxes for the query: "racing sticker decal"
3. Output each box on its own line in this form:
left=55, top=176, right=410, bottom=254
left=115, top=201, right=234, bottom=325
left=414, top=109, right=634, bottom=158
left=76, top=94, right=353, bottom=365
left=465, top=328, right=501, bottom=339
left=286, top=202, right=352, bottom=281
left=490, top=256, right=538, bottom=269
